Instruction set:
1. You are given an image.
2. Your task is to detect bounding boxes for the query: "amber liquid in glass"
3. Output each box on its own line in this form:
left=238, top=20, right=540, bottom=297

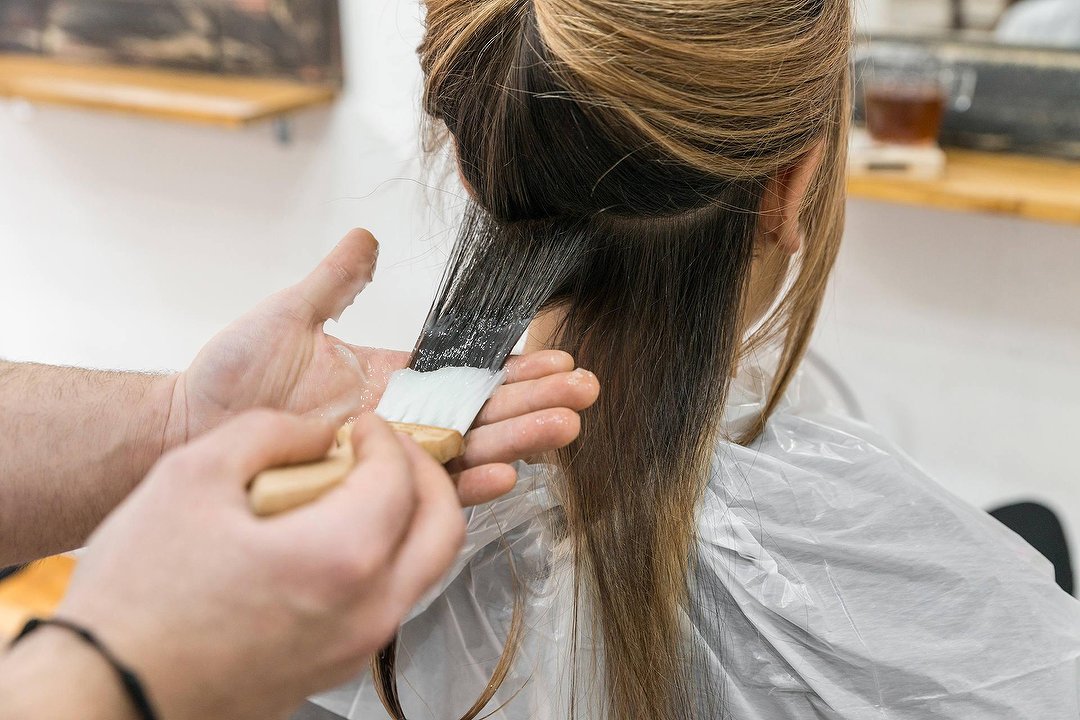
left=864, top=83, right=946, bottom=144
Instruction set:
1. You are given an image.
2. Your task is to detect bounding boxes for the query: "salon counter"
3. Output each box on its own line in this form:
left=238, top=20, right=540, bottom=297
left=848, top=150, right=1080, bottom=226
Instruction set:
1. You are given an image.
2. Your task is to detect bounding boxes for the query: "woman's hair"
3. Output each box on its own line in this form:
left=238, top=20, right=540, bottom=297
left=378, top=1, right=852, bottom=718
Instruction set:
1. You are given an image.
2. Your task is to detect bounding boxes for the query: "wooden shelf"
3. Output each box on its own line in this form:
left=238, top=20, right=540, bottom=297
left=2, top=55, right=1074, bottom=223
left=0, top=55, right=338, bottom=128
left=849, top=149, right=1080, bottom=226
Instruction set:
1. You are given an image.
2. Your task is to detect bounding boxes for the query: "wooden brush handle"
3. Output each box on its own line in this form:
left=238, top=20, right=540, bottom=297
left=248, top=423, right=466, bottom=517
left=384, top=422, right=466, bottom=465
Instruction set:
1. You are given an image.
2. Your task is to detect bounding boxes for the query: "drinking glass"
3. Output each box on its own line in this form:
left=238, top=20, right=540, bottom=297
left=861, top=46, right=977, bottom=145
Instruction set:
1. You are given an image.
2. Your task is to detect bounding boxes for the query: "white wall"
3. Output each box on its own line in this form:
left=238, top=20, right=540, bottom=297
left=858, top=0, right=890, bottom=30
left=0, top=0, right=445, bottom=371
left=859, top=0, right=1011, bottom=33
left=1, top=2, right=1077, bottom=563
left=815, top=202, right=1080, bottom=560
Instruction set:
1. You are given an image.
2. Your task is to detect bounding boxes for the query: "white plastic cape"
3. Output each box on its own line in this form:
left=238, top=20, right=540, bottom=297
left=314, top=368, right=1080, bottom=719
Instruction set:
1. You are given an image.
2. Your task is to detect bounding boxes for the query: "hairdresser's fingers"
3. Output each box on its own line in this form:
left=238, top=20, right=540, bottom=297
left=452, top=463, right=518, bottom=507
left=503, top=350, right=575, bottom=383
left=387, top=440, right=465, bottom=607
left=175, top=410, right=336, bottom=493
left=458, top=408, right=580, bottom=468
left=292, top=228, right=378, bottom=324
left=339, top=416, right=419, bottom=544
left=271, top=415, right=417, bottom=554
left=475, top=368, right=599, bottom=426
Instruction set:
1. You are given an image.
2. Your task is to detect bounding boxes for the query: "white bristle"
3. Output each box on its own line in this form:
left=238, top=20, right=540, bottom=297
left=375, top=367, right=506, bottom=435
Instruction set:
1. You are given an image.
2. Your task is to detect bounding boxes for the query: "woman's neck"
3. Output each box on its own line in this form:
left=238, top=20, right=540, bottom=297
left=525, top=308, right=565, bottom=353
left=524, top=254, right=784, bottom=355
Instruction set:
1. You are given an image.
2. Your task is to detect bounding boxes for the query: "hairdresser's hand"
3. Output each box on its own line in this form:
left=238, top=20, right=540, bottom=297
left=44, top=411, right=464, bottom=720
left=172, top=229, right=386, bottom=438
left=450, top=352, right=598, bottom=505
left=172, top=228, right=599, bottom=506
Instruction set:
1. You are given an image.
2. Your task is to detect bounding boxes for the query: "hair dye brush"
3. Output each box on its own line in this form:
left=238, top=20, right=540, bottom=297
left=248, top=207, right=584, bottom=516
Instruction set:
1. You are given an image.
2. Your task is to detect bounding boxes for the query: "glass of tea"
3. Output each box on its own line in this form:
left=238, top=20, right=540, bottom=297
left=862, top=46, right=977, bottom=145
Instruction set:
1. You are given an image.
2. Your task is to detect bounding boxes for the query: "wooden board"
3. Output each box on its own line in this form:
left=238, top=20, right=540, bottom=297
left=0, top=556, right=75, bottom=640
left=849, top=149, right=1080, bottom=226
left=0, top=55, right=338, bottom=128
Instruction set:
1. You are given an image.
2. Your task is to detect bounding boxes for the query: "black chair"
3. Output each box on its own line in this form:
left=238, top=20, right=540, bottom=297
left=989, top=501, right=1074, bottom=596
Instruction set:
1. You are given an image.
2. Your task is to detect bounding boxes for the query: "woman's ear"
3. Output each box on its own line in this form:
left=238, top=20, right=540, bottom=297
left=758, top=142, right=825, bottom=255
left=457, top=161, right=476, bottom=198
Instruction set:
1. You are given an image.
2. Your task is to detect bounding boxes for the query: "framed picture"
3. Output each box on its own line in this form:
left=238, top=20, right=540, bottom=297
left=1, top=0, right=342, bottom=83
left=0, top=1, right=48, bottom=53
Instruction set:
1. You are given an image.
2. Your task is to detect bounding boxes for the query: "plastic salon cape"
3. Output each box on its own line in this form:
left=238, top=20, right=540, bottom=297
left=314, top=367, right=1080, bottom=719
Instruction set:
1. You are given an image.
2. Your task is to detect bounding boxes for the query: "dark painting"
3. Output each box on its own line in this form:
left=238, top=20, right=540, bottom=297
left=0, top=0, right=341, bottom=83
left=0, top=1, right=47, bottom=52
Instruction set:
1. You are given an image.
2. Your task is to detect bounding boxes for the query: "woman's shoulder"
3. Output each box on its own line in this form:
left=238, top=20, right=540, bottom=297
left=706, top=405, right=1048, bottom=572
left=697, top=406, right=1080, bottom=717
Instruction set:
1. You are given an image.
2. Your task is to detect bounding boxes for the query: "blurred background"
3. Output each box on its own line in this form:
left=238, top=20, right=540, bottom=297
left=0, top=0, right=1076, bottom=577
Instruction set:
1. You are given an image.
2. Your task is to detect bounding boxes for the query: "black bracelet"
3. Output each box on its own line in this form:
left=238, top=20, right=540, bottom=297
left=10, top=616, right=160, bottom=720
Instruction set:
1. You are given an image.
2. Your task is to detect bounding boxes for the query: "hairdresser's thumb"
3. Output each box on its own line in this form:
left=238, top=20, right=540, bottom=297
left=293, top=228, right=379, bottom=324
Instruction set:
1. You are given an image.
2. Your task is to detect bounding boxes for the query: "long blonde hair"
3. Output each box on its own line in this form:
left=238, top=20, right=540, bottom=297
left=378, top=1, right=852, bottom=717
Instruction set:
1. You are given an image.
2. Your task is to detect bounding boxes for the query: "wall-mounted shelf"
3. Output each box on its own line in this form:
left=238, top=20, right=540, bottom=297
left=0, top=55, right=338, bottom=129
left=849, top=149, right=1080, bottom=226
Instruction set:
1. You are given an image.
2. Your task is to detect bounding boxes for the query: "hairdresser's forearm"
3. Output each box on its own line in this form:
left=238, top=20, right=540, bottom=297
left=0, top=361, right=181, bottom=565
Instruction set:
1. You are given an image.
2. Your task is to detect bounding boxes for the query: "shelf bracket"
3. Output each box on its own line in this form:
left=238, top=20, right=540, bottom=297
left=273, top=117, right=294, bottom=146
